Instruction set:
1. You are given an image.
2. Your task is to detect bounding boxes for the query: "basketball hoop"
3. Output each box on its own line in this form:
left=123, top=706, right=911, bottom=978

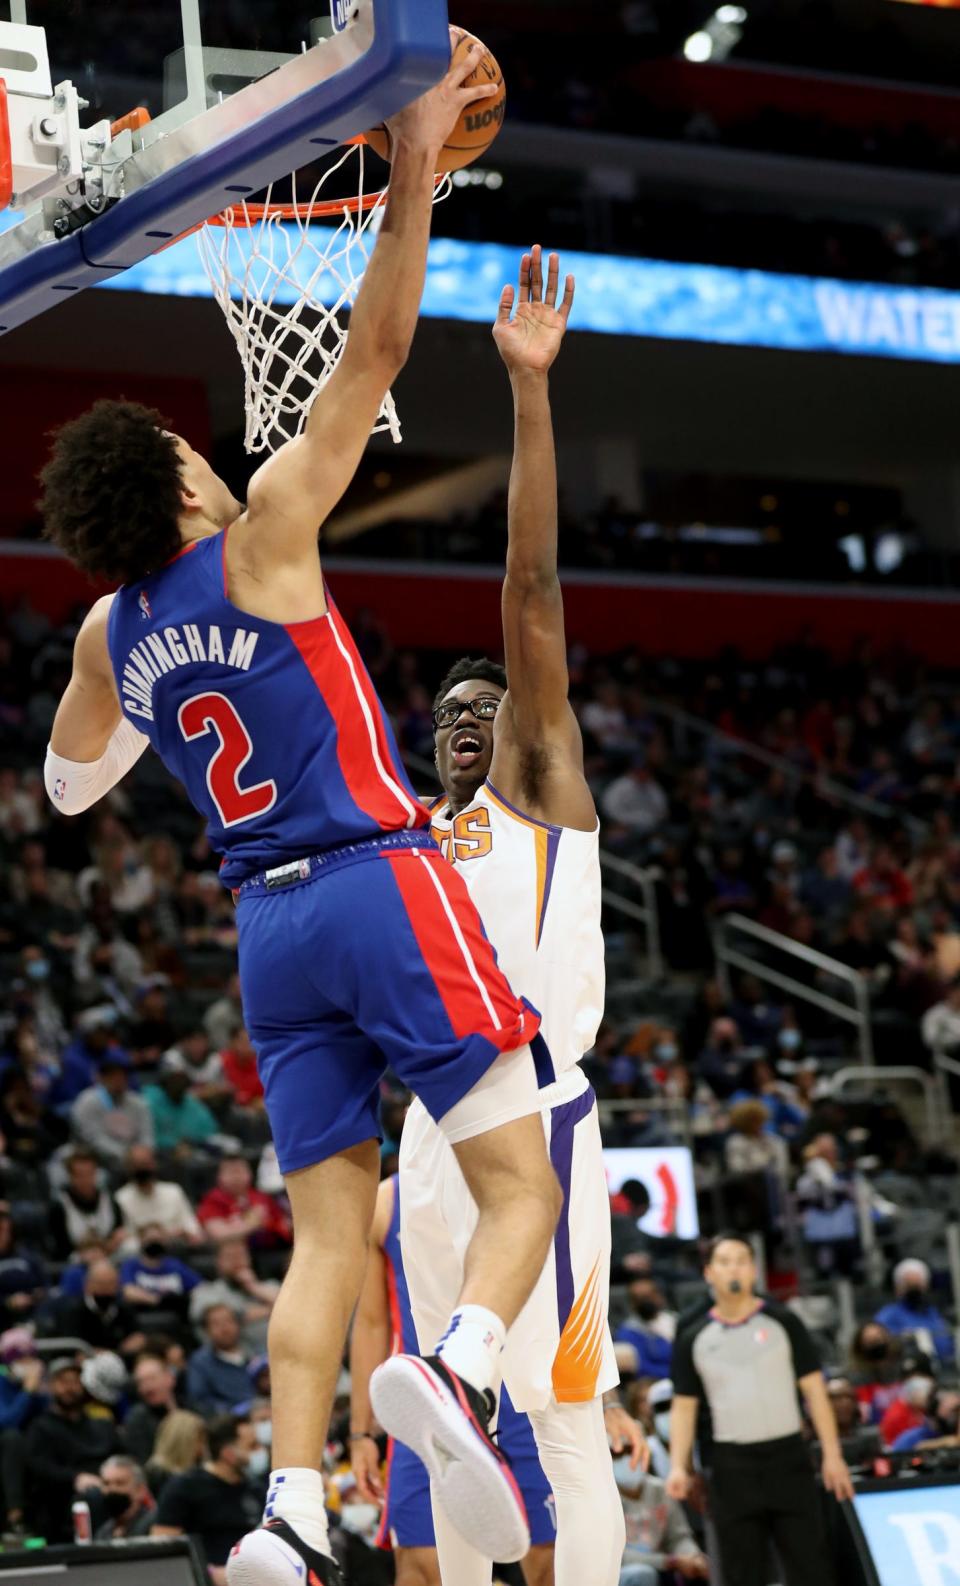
left=195, top=140, right=450, bottom=455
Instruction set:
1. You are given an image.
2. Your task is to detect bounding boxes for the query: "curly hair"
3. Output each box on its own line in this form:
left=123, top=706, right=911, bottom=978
left=432, top=655, right=507, bottom=714
left=39, top=400, right=185, bottom=583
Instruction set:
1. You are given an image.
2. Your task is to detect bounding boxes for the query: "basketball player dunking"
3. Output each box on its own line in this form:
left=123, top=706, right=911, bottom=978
left=395, top=247, right=646, bottom=1586
left=39, top=54, right=564, bottom=1586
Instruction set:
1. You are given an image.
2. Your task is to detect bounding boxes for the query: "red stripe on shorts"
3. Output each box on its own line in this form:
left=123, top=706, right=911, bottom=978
left=386, top=848, right=539, bottom=1049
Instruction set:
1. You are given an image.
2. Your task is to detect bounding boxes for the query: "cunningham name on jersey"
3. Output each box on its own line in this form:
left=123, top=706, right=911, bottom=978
left=429, top=781, right=604, bottom=1074
left=120, top=623, right=260, bottom=722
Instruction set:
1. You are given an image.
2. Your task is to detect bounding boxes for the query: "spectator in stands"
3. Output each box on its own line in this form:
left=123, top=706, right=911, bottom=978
left=833, top=909, right=886, bottom=977
left=186, top=1305, right=252, bottom=1414
left=71, top=899, right=143, bottom=1008
left=151, top=1410, right=258, bottom=1576
left=874, top=1258, right=955, bottom=1364
left=0, top=1340, right=45, bottom=1537
left=23, top=1358, right=121, bottom=1541
left=848, top=1322, right=903, bottom=1425
left=615, top=1458, right=709, bottom=1584
left=614, top=1276, right=675, bottom=1380
left=189, top=1237, right=279, bottom=1354
left=698, top=1017, right=747, bottom=1099
left=0, top=1206, right=46, bottom=1331
left=796, top=1134, right=860, bottom=1277
left=0, top=1069, right=63, bottom=1171
left=95, top=1453, right=156, bottom=1540
left=142, top=1065, right=217, bottom=1157
left=821, top=1378, right=882, bottom=1467
left=114, top=1144, right=204, bottom=1244
left=800, top=846, right=851, bottom=920
left=123, top=1353, right=181, bottom=1466
left=197, top=1156, right=291, bottom=1252
left=162, top=1027, right=230, bottom=1109
left=852, top=843, right=914, bottom=914
left=880, top=1368, right=937, bottom=1449
left=145, top=1408, right=207, bottom=1501
left=51, top=1007, right=128, bottom=1113
left=119, top=1226, right=202, bottom=1324
left=126, top=981, right=176, bottom=1071
left=724, top=1099, right=790, bottom=1179
left=219, top=1029, right=264, bottom=1111
left=580, top=679, right=631, bottom=754
left=72, top=1059, right=153, bottom=1169
left=921, top=973, right=960, bottom=1064
left=203, top=973, right=244, bottom=1052
left=602, top=754, right=669, bottom=838
left=52, top=1258, right=146, bottom=1358
left=890, top=1387, right=960, bottom=1453
left=48, top=1149, right=124, bottom=1261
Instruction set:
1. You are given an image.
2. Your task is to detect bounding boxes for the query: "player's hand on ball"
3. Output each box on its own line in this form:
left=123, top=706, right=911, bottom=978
left=386, top=34, right=498, bottom=156
left=604, top=1403, right=649, bottom=1471
left=350, top=1434, right=384, bottom=1505
left=666, top=1467, right=692, bottom=1502
left=493, top=245, right=575, bottom=375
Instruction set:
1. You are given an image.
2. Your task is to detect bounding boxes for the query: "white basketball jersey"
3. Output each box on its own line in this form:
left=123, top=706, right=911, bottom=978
left=429, top=780, right=604, bottom=1074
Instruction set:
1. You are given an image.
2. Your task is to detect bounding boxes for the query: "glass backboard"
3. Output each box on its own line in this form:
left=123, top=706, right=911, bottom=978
left=0, top=0, right=450, bottom=331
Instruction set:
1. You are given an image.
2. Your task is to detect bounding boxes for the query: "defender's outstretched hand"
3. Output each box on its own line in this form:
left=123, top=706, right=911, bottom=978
left=493, top=245, right=575, bottom=375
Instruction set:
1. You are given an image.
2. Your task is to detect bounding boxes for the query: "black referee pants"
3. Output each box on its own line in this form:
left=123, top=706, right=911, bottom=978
left=708, top=1434, right=836, bottom=1586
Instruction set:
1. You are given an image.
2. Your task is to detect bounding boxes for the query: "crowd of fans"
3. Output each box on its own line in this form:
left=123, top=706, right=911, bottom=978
left=2, top=593, right=960, bottom=1580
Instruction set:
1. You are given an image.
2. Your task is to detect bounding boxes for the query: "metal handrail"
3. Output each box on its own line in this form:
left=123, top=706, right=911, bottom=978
left=830, top=1065, right=944, bottom=1150
left=595, top=1094, right=693, bottom=1150
left=403, top=751, right=663, bottom=981
left=713, top=912, right=874, bottom=1066
left=648, top=698, right=928, bottom=838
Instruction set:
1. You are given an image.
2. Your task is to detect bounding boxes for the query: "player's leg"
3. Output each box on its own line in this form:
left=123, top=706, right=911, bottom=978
left=527, top=1399, right=624, bottom=1586
left=395, top=1549, right=441, bottom=1586
left=228, top=887, right=386, bottom=1586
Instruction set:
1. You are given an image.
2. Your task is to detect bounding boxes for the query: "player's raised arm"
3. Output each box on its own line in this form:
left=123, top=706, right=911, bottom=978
left=493, top=247, right=581, bottom=749
left=238, top=43, right=498, bottom=558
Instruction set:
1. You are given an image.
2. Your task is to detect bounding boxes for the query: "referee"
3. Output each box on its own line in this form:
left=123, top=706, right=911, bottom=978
left=667, top=1234, right=854, bottom=1586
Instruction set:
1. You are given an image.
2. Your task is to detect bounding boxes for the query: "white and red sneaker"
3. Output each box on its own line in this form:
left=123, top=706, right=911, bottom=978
left=370, top=1353, right=530, bottom=1562
left=226, top=1518, right=343, bottom=1586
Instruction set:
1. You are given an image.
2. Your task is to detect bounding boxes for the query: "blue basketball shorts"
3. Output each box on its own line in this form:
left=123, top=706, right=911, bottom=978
left=236, top=831, right=541, bottom=1175
left=377, top=1384, right=555, bottom=1551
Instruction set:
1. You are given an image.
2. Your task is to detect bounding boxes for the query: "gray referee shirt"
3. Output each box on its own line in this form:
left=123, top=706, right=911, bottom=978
left=672, top=1299, right=821, bottom=1445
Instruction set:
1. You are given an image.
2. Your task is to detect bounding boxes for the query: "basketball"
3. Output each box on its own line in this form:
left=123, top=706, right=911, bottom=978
left=364, top=26, right=506, bottom=174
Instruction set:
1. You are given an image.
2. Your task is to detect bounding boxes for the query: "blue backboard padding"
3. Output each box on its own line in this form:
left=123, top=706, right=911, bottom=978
left=0, top=0, right=450, bottom=332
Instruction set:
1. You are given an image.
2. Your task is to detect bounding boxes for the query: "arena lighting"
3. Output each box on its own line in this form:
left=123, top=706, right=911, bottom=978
left=715, top=5, right=748, bottom=22
left=683, top=29, right=715, bottom=60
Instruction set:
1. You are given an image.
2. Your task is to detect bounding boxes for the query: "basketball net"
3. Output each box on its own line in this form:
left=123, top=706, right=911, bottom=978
left=196, top=141, right=451, bottom=454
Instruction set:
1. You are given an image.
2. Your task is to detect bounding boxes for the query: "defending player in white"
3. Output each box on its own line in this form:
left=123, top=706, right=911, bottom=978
left=398, top=246, right=645, bottom=1586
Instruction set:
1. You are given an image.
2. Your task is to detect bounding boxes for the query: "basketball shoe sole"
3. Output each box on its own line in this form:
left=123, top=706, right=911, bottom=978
left=226, top=1517, right=343, bottom=1586
left=370, top=1353, right=530, bottom=1562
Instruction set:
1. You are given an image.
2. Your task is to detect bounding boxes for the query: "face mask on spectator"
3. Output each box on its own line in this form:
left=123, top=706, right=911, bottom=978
left=92, top=1294, right=115, bottom=1312
left=254, top=1421, right=272, bottom=1447
left=142, top=1241, right=165, bottom=1260
left=612, top=1455, right=643, bottom=1491
left=778, top=1027, right=801, bottom=1051
left=902, top=1288, right=928, bottom=1313
left=102, top=1491, right=132, bottom=1519
left=132, top=1169, right=155, bottom=1186
left=25, top=959, right=49, bottom=982
left=340, top=1502, right=380, bottom=1536
left=246, top=1447, right=270, bottom=1478
left=655, top=1042, right=678, bottom=1062
left=862, top=1342, right=888, bottom=1361
left=654, top=1412, right=671, bottom=1443
left=635, top=1298, right=660, bottom=1323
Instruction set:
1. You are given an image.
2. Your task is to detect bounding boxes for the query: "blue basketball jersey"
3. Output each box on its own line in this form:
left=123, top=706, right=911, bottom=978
left=106, top=530, right=429, bottom=885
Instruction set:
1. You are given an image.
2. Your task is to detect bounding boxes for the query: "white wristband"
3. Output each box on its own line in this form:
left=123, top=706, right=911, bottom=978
left=44, top=718, right=149, bottom=815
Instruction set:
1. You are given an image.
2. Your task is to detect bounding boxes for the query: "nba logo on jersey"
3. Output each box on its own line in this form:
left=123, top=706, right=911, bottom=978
left=53, top=777, right=66, bottom=802
left=138, top=590, right=152, bottom=620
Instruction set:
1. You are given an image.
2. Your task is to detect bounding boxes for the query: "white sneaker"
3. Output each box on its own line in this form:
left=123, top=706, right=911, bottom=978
left=227, top=1518, right=343, bottom=1585
left=371, top=1353, right=530, bottom=1562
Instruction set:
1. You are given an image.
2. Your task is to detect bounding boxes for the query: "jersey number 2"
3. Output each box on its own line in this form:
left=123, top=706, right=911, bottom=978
left=178, top=692, right=277, bottom=828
